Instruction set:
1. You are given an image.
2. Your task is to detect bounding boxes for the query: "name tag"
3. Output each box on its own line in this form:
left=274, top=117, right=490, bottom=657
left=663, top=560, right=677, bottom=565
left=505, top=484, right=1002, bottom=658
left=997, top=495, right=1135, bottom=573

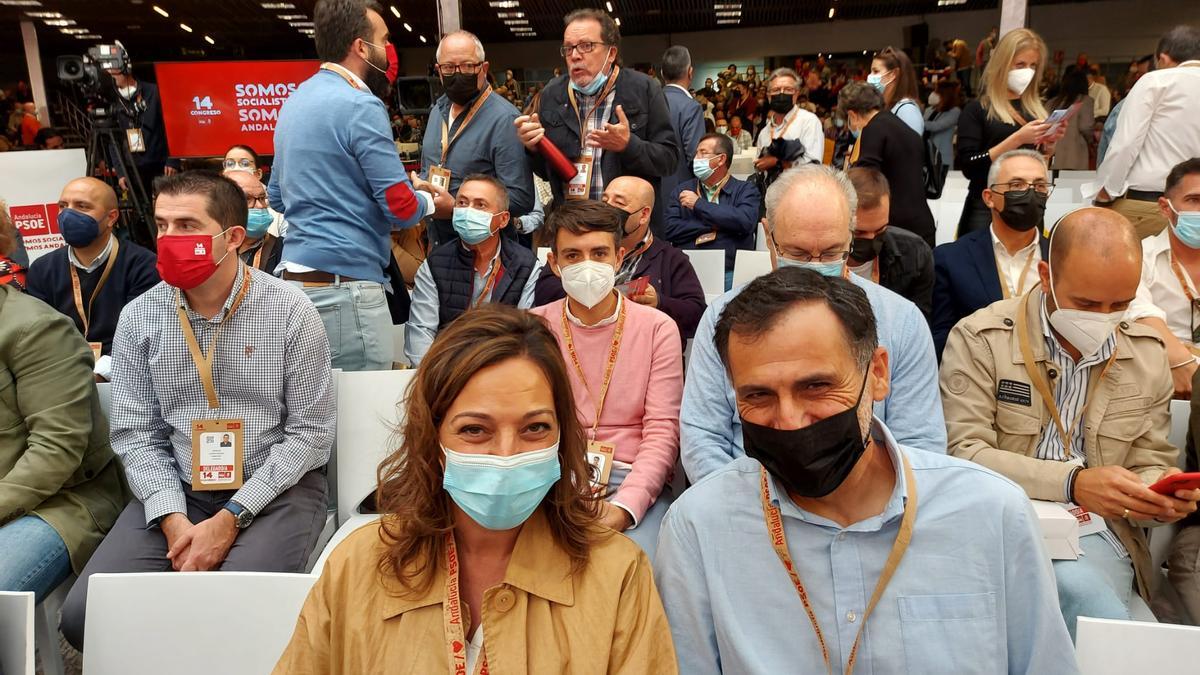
left=126, top=127, right=146, bottom=153
left=88, top=341, right=103, bottom=363
left=566, top=156, right=593, bottom=200
left=695, top=231, right=717, bottom=246
left=586, top=439, right=615, bottom=493
left=1067, top=503, right=1110, bottom=538
left=428, top=165, right=452, bottom=191
left=191, top=419, right=245, bottom=491
left=997, top=379, right=1032, bottom=406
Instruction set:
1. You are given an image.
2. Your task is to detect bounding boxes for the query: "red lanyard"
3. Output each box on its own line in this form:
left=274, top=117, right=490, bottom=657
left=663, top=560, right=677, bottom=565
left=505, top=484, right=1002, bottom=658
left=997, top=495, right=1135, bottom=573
left=560, top=297, right=626, bottom=439
left=443, top=533, right=489, bottom=675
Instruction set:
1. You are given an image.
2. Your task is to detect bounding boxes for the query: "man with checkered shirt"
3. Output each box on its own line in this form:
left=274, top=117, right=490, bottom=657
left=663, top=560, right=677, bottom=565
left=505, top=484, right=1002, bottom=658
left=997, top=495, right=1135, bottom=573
left=61, top=172, right=334, bottom=650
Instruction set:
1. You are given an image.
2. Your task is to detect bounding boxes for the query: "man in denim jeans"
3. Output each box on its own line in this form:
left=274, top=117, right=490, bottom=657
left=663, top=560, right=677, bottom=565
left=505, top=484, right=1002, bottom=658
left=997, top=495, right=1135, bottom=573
left=269, top=0, right=450, bottom=370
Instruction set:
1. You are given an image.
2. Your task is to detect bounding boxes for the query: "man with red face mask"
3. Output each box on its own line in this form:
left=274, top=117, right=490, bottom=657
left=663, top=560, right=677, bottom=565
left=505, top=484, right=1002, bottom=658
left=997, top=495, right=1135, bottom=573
left=60, top=172, right=336, bottom=650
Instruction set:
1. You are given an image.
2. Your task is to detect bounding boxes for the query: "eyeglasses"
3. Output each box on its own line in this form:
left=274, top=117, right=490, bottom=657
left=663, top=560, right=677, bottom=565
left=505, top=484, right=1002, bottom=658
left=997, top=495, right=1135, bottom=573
left=223, top=158, right=256, bottom=170
left=989, top=180, right=1055, bottom=197
left=435, top=62, right=483, bottom=76
left=560, top=41, right=608, bottom=58
left=245, top=195, right=268, bottom=208
left=772, top=235, right=851, bottom=263
left=767, top=87, right=798, bottom=96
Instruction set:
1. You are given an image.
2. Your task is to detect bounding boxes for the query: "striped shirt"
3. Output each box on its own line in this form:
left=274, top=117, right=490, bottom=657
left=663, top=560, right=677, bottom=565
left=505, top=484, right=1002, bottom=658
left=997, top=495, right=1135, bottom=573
left=109, top=264, right=335, bottom=524
left=577, top=87, right=616, bottom=200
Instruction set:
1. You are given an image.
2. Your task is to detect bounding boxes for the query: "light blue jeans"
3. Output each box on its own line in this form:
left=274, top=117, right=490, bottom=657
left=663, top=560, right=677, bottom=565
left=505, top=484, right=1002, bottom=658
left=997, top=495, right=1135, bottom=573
left=608, top=465, right=674, bottom=560
left=0, top=515, right=72, bottom=603
left=293, top=280, right=393, bottom=372
left=1052, top=532, right=1135, bottom=639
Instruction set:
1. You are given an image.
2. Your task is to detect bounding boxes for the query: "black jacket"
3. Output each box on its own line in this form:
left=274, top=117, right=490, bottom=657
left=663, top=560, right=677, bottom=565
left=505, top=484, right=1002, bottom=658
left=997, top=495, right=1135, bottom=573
left=428, top=239, right=536, bottom=329
left=531, top=69, right=679, bottom=233
left=853, top=111, right=937, bottom=247
left=872, top=227, right=935, bottom=320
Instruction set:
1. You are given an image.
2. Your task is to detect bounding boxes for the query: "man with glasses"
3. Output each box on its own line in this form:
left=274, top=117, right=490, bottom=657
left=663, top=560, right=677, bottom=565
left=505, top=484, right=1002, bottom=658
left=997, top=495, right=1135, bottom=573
left=680, top=164, right=943, bottom=484
left=418, top=30, right=533, bottom=248
left=514, top=8, right=678, bottom=236
left=931, top=150, right=1054, bottom=359
left=754, top=68, right=825, bottom=186
left=225, top=170, right=283, bottom=273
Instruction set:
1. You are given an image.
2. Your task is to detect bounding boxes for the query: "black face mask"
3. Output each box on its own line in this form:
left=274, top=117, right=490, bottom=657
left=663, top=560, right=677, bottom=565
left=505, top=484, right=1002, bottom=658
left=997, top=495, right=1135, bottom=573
left=731, top=89, right=742, bottom=99
left=850, top=236, right=884, bottom=264
left=443, top=72, right=481, bottom=106
left=769, top=93, right=794, bottom=114
left=997, top=189, right=1049, bottom=232
left=741, top=371, right=871, bottom=498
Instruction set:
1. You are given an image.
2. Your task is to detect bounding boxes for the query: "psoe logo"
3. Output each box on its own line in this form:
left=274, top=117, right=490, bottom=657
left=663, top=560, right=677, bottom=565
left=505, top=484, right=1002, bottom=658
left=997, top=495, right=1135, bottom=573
left=190, top=95, right=223, bottom=117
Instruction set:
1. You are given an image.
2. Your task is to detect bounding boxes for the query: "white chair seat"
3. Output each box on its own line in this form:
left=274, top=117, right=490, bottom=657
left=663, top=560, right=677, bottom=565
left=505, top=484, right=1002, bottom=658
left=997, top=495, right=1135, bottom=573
left=0, top=591, right=34, bottom=675
left=335, top=370, right=417, bottom=525
left=681, top=249, right=726, bottom=297
left=310, top=514, right=382, bottom=575
left=1076, top=617, right=1200, bottom=673
left=731, top=250, right=771, bottom=288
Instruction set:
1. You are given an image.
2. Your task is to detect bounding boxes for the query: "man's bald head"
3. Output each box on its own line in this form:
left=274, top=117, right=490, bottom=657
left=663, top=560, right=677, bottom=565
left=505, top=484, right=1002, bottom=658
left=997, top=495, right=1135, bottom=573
left=1039, top=207, right=1142, bottom=319
left=58, top=178, right=120, bottom=246
left=223, top=169, right=264, bottom=195
left=1049, top=207, right=1141, bottom=271
left=602, top=176, right=655, bottom=243
left=62, top=177, right=118, bottom=213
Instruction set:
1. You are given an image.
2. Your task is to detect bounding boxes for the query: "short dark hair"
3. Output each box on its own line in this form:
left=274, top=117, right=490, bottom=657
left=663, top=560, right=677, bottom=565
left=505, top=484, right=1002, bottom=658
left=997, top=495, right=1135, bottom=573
left=847, top=167, right=890, bottom=210
left=458, top=173, right=510, bottom=211
left=155, top=171, right=248, bottom=231
left=1158, top=25, right=1200, bottom=64
left=34, top=127, right=63, bottom=147
left=660, top=45, right=691, bottom=83
left=314, top=0, right=384, bottom=64
left=545, top=200, right=622, bottom=253
left=715, top=267, right=878, bottom=372
left=699, top=132, right=734, bottom=169
left=1166, top=158, right=1200, bottom=197
left=837, top=81, right=884, bottom=117
left=564, top=8, right=621, bottom=51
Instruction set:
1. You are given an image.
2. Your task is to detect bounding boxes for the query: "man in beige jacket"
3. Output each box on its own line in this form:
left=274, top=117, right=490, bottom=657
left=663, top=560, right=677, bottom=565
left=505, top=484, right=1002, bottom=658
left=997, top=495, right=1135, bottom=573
left=941, top=207, right=1200, bottom=637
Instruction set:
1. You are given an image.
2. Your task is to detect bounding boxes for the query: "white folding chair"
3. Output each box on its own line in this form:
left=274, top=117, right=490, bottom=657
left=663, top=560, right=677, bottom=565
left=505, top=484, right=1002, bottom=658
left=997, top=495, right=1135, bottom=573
left=681, top=249, right=726, bottom=297
left=536, top=246, right=551, bottom=265
left=82, top=572, right=317, bottom=675
left=756, top=221, right=769, bottom=252
left=1075, top=617, right=1200, bottom=673
left=1057, top=170, right=1097, bottom=181
left=935, top=202, right=965, bottom=245
left=0, top=592, right=34, bottom=675
left=731, top=250, right=772, bottom=288
left=334, top=369, right=418, bottom=525
left=391, top=323, right=408, bottom=368
left=33, top=577, right=71, bottom=675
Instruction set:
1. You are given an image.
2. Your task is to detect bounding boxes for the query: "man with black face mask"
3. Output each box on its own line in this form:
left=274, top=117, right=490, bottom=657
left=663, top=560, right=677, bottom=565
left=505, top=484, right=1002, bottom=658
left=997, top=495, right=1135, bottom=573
left=418, top=30, right=534, bottom=248
left=930, top=150, right=1052, bottom=358
left=753, top=68, right=825, bottom=185
left=846, top=167, right=933, bottom=319
left=656, top=266, right=1077, bottom=673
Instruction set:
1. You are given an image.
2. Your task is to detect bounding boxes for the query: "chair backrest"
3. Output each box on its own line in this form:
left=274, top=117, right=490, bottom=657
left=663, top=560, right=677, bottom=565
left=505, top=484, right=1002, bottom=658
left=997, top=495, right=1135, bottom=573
left=82, top=573, right=317, bottom=675
left=1075, top=617, right=1200, bottom=673
left=756, top=221, right=769, bottom=251
left=391, top=324, right=408, bottom=368
left=335, top=369, right=418, bottom=524
left=681, top=249, right=726, bottom=297
left=536, top=246, right=551, bottom=264
left=1168, top=399, right=1191, bottom=464
left=95, top=382, right=112, bottom=419
left=0, top=592, right=34, bottom=675
left=732, top=249, right=772, bottom=288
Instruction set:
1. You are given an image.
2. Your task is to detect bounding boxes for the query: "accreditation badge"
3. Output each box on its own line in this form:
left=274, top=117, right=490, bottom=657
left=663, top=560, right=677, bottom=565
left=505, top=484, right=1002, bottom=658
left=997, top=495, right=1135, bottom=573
left=695, top=231, right=717, bottom=246
left=429, top=165, right=452, bottom=191
left=191, top=419, right=245, bottom=491
left=126, top=127, right=146, bottom=153
left=586, top=439, right=615, bottom=492
left=88, top=341, right=103, bottom=363
left=566, top=156, right=593, bottom=200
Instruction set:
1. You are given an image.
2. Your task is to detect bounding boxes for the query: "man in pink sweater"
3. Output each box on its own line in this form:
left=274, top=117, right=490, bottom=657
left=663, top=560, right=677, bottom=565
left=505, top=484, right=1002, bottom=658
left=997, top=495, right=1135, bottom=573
left=530, top=200, right=683, bottom=557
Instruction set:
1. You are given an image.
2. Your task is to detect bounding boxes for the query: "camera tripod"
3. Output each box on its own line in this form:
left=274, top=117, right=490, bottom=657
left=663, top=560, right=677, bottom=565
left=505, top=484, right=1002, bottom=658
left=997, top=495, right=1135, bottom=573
left=86, top=119, right=155, bottom=247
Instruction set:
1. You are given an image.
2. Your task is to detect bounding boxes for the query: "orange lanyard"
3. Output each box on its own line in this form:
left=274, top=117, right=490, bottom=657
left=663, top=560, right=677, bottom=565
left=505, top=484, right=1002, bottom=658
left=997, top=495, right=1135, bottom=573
left=443, top=533, right=489, bottom=675
left=769, top=110, right=798, bottom=141
left=560, top=297, right=626, bottom=438
left=69, top=237, right=119, bottom=340
left=760, top=452, right=918, bottom=675
left=1170, top=253, right=1197, bottom=305
left=474, top=257, right=504, bottom=309
left=319, top=63, right=363, bottom=90
left=567, top=66, right=621, bottom=143
left=993, top=244, right=1038, bottom=300
left=441, top=87, right=493, bottom=165
left=176, top=265, right=252, bottom=409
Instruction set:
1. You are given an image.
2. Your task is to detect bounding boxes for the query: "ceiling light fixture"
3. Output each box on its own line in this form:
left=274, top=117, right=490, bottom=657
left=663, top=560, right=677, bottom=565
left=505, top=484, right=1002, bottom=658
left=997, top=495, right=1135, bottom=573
left=828, top=7, right=835, bottom=18
left=713, top=3, right=742, bottom=9
left=25, top=10, right=60, bottom=17
left=503, top=19, right=528, bottom=25
left=277, top=13, right=305, bottom=19
left=496, top=11, right=523, bottom=17
left=77, top=34, right=103, bottom=39
left=716, top=18, right=739, bottom=24
left=605, top=1, right=613, bottom=11
left=403, top=22, right=412, bottom=31
left=179, top=22, right=192, bottom=32
left=614, top=17, right=620, bottom=25
left=288, top=21, right=313, bottom=27
left=204, top=35, right=215, bottom=45
left=419, top=35, right=427, bottom=43
left=0, top=1, right=44, bottom=6
left=715, top=10, right=740, bottom=16
left=60, top=28, right=88, bottom=34
left=488, top=1, right=519, bottom=7
left=43, top=19, right=75, bottom=26
left=261, top=2, right=295, bottom=8
left=152, top=4, right=168, bottom=16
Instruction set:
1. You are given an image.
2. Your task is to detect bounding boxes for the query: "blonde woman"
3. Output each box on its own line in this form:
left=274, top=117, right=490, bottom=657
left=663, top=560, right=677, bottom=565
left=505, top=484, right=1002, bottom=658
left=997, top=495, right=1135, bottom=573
left=955, top=28, right=1065, bottom=236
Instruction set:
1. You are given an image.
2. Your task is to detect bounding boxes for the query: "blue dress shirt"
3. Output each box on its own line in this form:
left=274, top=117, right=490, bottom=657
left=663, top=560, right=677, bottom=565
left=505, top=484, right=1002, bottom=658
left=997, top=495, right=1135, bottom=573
left=655, top=419, right=1079, bottom=674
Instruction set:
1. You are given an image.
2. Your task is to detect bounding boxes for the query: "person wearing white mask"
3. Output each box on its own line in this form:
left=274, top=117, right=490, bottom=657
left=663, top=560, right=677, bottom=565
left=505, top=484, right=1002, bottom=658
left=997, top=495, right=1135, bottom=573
left=954, top=28, right=1065, bottom=237
left=405, top=175, right=540, bottom=367
left=530, top=200, right=683, bottom=557
left=941, top=206, right=1200, bottom=638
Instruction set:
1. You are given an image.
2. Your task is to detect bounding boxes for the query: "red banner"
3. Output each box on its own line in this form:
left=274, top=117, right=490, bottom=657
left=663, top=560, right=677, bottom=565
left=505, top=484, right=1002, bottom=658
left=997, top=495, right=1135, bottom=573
left=155, top=60, right=319, bottom=158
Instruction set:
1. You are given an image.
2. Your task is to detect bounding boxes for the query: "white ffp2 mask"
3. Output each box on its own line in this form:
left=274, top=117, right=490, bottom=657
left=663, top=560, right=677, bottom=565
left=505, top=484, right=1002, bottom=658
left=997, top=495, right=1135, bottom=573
left=559, top=260, right=616, bottom=309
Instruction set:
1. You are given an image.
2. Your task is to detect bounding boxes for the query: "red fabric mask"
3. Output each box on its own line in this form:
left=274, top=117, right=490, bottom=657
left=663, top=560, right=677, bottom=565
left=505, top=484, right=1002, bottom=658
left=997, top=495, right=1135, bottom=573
left=386, top=43, right=399, bottom=84
left=156, top=232, right=228, bottom=290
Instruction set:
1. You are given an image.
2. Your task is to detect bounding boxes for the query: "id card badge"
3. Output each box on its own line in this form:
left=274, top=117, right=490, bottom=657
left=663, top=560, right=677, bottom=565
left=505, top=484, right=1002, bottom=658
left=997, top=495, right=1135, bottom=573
left=586, top=439, right=615, bottom=492
left=429, top=165, right=452, bottom=191
left=695, top=231, right=717, bottom=246
left=1067, top=504, right=1110, bottom=538
left=88, top=342, right=103, bottom=363
left=126, top=128, right=146, bottom=153
left=191, top=419, right=245, bottom=491
left=567, top=156, right=593, bottom=200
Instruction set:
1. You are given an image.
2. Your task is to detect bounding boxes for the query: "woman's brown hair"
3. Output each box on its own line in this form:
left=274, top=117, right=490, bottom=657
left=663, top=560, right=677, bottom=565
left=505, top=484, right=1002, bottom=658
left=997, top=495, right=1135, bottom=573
left=375, top=305, right=599, bottom=595
left=874, top=46, right=921, bottom=111
left=0, top=200, right=15, bottom=258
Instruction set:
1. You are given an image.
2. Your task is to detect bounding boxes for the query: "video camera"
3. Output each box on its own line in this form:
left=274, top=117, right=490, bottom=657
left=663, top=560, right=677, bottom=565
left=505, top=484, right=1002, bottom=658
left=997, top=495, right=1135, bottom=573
left=56, top=44, right=130, bottom=122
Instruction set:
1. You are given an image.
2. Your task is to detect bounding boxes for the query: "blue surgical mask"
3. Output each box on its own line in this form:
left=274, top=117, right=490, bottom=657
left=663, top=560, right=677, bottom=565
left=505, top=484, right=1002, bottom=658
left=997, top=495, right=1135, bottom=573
left=866, top=72, right=886, bottom=93
left=693, top=156, right=717, bottom=181
left=834, top=118, right=845, bottom=128
left=1169, top=201, right=1200, bottom=249
left=851, top=126, right=862, bottom=139
left=571, top=61, right=611, bottom=96
left=442, top=442, right=561, bottom=531
left=246, top=208, right=273, bottom=239
left=58, top=208, right=101, bottom=247
left=452, top=207, right=499, bottom=245
left=776, top=254, right=845, bottom=277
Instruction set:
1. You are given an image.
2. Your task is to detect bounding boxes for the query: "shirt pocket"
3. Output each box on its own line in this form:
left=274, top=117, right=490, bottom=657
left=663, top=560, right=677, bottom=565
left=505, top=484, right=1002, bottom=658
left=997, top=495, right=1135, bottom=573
left=899, top=592, right=1000, bottom=675
left=995, top=404, right=1041, bottom=455
left=619, top=105, right=647, bottom=136
left=1095, top=408, right=1151, bottom=462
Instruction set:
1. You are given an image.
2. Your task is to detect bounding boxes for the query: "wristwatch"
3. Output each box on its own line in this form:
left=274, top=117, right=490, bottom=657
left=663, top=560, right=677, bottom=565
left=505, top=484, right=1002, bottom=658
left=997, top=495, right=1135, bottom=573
left=223, top=500, right=254, bottom=530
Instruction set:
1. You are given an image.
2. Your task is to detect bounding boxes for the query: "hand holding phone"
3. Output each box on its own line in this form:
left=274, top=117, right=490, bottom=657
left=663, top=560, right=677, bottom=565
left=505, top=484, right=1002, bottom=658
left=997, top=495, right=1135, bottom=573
left=1149, top=472, right=1200, bottom=495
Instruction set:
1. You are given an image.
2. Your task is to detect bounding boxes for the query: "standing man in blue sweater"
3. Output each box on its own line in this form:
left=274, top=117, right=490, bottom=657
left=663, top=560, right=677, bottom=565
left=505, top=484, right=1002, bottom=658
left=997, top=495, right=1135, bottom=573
left=269, top=0, right=447, bottom=371
left=659, top=46, right=705, bottom=226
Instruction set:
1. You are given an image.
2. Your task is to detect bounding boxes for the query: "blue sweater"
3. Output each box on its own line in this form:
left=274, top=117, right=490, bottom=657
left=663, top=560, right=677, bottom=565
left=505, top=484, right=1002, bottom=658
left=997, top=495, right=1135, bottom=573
left=269, top=68, right=429, bottom=282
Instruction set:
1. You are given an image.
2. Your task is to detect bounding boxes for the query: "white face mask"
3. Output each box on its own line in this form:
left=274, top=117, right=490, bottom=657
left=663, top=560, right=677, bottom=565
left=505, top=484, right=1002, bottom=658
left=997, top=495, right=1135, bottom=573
left=1047, top=274, right=1124, bottom=359
left=118, top=85, right=137, bottom=99
left=1007, top=67, right=1036, bottom=95
left=559, top=260, right=616, bottom=309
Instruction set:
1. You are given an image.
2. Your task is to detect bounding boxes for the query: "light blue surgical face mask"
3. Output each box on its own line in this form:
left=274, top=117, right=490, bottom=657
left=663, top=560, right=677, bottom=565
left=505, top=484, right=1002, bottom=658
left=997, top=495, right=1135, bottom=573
left=571, top=59, right=612, bottom=96
left=776, top=254, right=845, bottom=277
left=866, top=72, right=886, bottom=93
left=850, top=126, right=862, bottom=139
left=1169, top=201, right=1200, bottom=249
left=245, top=208, right=272, bottom=239
left=452, top=207, right=498, bottom=246
left=442, top=441, right=561, bottom=531
left=693, top=156, right=717, bottom=181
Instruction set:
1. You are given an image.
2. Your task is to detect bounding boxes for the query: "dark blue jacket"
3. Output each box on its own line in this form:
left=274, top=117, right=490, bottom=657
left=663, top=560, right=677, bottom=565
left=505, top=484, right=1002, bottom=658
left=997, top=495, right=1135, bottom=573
left=664, top=175, right=760, bottom=272
left=661, top=84, right=706, bottom=225
left=931, top=227, right=1050, bottom=358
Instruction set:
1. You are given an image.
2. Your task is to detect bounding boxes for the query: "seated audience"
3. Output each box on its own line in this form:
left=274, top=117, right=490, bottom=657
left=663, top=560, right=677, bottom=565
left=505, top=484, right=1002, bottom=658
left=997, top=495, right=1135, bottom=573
left=932, top=149, right=1051, bottom=358
left=940, top=207, right=1200, bottom=637
left=538, top=175, right=706, bottom=342
left=25, top=178, right=159, bottom=379
left=1, top=200, right=27, bottom=290
left=224, top=170, right=284, bottom=273
left=531, top=201, right=682, bottom=556
left=656, top=267, right=1077, bottom=673
left=725, top=115, right=754, bottom=152
left=273, top=306, right=676, bottom=673
left=0, top=281, right=128, bottom=602
left=665, top=133, right=761, bottom=289
left=845, top=167, right=934, bottom=318
left=61, top=172, right=335, bottom=649
left=223, top=144, right=287, bottom=239
left=33, top=127, right=64, bottom=150
left=406, top=175, right=538, bottom=366
left=681, top=165, right=943, bottom=484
